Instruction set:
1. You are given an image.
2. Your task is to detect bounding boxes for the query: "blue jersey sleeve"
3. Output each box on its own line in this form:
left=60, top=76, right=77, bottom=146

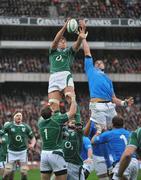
left=88, top=121, right=97, bottom=140
left=94, top=131, right=111, bottom=144
left=84, top=56, right=94, bottom=74
left=83, top=137, right=92, bottom=151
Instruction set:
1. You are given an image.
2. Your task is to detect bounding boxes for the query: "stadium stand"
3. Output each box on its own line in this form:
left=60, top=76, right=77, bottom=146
left=0, top=0, right=140, bottom=18
left=0, top=26, right=140, bottom=42
left=0, top=53, right=141, bottom=73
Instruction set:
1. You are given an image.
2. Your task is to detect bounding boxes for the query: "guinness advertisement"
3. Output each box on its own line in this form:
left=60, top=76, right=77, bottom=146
left=0, top=17, right=140, bottom=27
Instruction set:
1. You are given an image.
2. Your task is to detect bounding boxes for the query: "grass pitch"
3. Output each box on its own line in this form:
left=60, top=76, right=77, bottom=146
left=14, top=169, right=141, bottom=180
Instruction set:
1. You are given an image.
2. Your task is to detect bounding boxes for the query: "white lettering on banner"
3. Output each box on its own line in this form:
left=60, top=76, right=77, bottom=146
left=87, top=19, right=112, bottom=26
left=0, top=18, right=20, bottom=25
left=128, top=19, right=141, bottom=26
left=37, top=18, right=64, bottom=26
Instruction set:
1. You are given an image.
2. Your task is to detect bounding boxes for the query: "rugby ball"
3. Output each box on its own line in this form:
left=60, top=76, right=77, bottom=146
left=67, top=19, right=78, bottom=33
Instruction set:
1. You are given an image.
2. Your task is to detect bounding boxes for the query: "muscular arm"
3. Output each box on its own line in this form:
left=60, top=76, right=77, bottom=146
left=72, top=20, right=87, bottom=52
left=66, top=98, right=77, bottom=119
left=112, top=95, right=123, bottom=106
left=83, top=120, right=91, bottom=136
left=118, top=146, right=136, bottom=177
left=72, top=34, right=85, bottom=52
left=82, top=39, right=91, bottom=56
left=87, top=148, right=93, bottom=159
left=112, top=95, right=134, bottom=107
left=51, top=20, right=68, bottom=49
left=29, top=137, right=36, bottom=149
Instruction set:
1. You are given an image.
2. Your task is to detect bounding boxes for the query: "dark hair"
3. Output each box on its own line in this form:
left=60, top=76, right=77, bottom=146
left=13, top=109, right=23, bottom=116
left=40, top=106, right=52, bottom=119
left=95, top=60, right=104, bottom=65
left=112, top=116, right=124, bottom=128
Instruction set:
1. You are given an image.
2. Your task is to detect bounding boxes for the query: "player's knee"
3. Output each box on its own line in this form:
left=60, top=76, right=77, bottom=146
left=4, top=163, right=13, bottom=175
left=98, top=173, right=109, bottom=180
left=41, top=173, right=49, bottom=180
left=0, top=168, right=4, bottom=176
left=20, top=165, right=28, bottom=176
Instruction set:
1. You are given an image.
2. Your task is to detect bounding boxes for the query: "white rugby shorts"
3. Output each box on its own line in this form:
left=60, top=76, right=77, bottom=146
left=48, top=71, right=74, bottom=93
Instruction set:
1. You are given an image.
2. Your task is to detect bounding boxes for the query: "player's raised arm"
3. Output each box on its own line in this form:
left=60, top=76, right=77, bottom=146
left=112, top=95, right=134, bottom=107
left=83, top=120, right=91, bottom=136
left=66, top=94, right=77, bottom=119
left=51, top=18, right=70, bottom=50
left=82, top=38, right=91, bottom=57
left=72, top=20, right=87, bottom=52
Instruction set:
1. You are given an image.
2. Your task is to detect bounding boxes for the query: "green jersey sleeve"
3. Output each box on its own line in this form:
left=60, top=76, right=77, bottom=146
left=1, top=134, right=8, bottom=145
left=75, top=105, right=81, bottom=124
left=25, top=124, right=34, bottom=139
left=54, top=112, right=69, bottom=124
left=4, top=122, right=11, bottom=133
left=127, top=128, right=141, bottom=149
left=128, top=132, right=138, bottom=148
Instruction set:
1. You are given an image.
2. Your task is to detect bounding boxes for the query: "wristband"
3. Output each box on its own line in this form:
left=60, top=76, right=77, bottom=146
left=71, top=96, right=76, bottom=102
left=121, top=100, right=128, bottom=107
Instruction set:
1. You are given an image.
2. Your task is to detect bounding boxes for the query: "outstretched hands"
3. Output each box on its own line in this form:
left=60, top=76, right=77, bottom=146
left=121, top=96, right=134, bottom=107
left=125, top=97, right=134, bottom=107
left=78, top=19, right=88, bottom=39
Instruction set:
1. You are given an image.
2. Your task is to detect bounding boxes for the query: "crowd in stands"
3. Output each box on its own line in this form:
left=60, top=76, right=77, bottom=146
left=0, top=54, right=141, bottom=73
left=1, top=27, right=140, bottom=42
left=0, top=88, right=141, bottom=160
left=0, top=0, right=140, bottom=18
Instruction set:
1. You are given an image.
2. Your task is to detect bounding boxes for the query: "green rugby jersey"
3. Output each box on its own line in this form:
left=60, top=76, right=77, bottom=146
left=0, top=133, right=8, bottom=162
left=63, top=129, right=83, bottom=165
left=38, top=111, right=69, bottom=150
left=49, top=47, right=75, bottom=73
left=128, top=128, right=141, bottom=158
left=4, top=122, right=34, bottom=151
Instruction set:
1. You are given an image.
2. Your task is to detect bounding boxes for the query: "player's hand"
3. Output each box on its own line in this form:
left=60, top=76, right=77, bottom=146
left=84, top=158, right=93, bottom=164
left=79, top=20, right=86, bottom=32
left=64, top=17, right=71, bottom=29
left=124, top=97, right=134, bottom=107
left=126, top=97, right=134, bottom=106
left=77, top=19, right=88, bottom=39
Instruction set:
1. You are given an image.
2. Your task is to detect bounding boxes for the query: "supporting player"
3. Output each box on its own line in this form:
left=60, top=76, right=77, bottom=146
left=3, top=111, right=36, bottom=180
left=38, top=93, right=77, bottom=180
left=48, top=18, right=87, bottom=106
left=62, top=107, right=84, bottom=180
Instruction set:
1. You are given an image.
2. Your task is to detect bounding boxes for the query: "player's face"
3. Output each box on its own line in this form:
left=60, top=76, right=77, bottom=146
left=68, top=120, right=75, bottom=128
left=58, top=39, right=67, bottom=49
left=95, top=60, right=105, bottom=70
left=14, top=113, right=22, bottom=124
